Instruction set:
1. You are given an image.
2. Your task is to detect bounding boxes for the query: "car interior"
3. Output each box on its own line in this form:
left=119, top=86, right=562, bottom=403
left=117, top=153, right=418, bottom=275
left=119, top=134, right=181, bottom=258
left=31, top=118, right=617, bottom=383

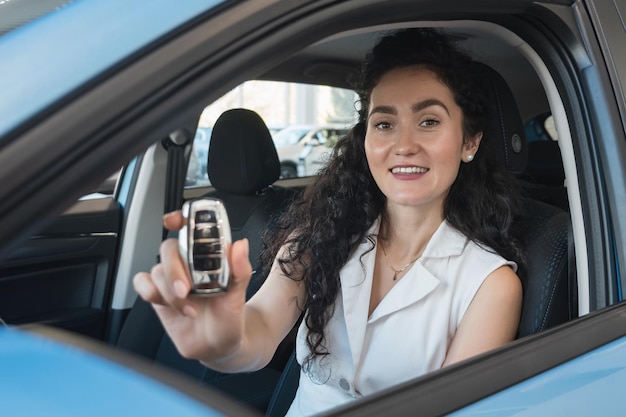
left=0, top=15, right=583, bottom=417
left=117, top=22, right=576, bottom=414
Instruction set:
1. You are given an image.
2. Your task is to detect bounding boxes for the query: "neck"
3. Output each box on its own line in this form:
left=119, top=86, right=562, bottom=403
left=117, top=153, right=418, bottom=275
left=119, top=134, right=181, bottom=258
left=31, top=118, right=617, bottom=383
left=379, top=205, right=444, bottom=260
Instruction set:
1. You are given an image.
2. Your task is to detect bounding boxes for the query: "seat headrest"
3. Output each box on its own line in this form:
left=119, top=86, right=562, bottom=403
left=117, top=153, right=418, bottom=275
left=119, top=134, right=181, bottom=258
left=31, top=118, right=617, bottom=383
left=208, top=108, right=281, bottom=194
left=476, top=62, right=528, bottom=175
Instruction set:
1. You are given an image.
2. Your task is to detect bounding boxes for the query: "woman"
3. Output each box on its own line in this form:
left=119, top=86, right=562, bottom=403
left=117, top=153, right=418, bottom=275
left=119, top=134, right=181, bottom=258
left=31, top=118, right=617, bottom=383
left=134, top=28, right=524, bottom=416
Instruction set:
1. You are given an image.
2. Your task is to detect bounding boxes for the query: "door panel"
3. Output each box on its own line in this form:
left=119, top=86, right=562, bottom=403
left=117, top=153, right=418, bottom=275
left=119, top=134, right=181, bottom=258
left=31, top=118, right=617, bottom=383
left=0, top=197, right=121, bottom=340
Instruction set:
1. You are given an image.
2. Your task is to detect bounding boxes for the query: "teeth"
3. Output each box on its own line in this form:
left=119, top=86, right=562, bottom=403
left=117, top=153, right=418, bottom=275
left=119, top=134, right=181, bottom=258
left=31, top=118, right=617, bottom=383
left=391, top=166, right=429, bottom=174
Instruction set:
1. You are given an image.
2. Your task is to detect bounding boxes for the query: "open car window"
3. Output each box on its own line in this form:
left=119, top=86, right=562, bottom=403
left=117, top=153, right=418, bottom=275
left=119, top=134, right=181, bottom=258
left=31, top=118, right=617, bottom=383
left=185, top=80, right=358, bottom=187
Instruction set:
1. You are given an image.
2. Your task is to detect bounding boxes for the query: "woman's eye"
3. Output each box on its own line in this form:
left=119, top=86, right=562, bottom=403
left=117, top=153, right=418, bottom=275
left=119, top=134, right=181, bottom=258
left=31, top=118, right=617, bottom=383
left=420, top=118, right=439, bottom=127
left=374, top=121, right=392, bottom=130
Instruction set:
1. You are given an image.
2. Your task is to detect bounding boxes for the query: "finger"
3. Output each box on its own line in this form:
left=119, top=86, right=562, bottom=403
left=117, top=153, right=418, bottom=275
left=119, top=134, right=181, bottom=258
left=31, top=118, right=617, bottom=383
left=152, top=239, right=193, bottom=305
left=228, top=238, right=254, bottom=292
left=150, top=259, right=199, bottom=318
left=163, top=210, right=185, bottom=231
left=135, top=270, right=198, bottom=321
left=133, top=271, right=165, bottom=305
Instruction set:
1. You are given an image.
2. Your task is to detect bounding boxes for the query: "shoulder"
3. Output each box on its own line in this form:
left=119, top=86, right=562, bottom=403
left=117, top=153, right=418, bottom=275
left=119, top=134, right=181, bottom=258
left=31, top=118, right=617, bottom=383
left=477, top=265, right=522, bottom=303
left=454, top=239, right=519, bottom=302
left=429, top=224, right=520, bottom=325
left=459, top=265, right=522, bottom=342
left=442, top=265, right=522, bottom=366
left=426, top=222, right=512, bottom=265
left=426, top=222, right=516, bottom=275
left=456, top=263, right=522, bottom=331
left=446, top=222, right=518, bottom=274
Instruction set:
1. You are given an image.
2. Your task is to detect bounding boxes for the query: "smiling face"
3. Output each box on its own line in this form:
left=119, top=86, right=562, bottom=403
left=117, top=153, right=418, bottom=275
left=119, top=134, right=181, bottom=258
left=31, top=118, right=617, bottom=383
left=364, top=66, right=481, bottom=216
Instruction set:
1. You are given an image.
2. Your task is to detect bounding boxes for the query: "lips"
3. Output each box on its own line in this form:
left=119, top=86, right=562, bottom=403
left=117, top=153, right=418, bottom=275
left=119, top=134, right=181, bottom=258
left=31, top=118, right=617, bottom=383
left=390, top=166, right=429, bottom=174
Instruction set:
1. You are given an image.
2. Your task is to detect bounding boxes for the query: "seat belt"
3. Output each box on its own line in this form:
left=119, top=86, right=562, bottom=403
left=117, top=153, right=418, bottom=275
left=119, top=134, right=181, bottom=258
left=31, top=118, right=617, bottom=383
left=162, top=128, right=191, bottom=240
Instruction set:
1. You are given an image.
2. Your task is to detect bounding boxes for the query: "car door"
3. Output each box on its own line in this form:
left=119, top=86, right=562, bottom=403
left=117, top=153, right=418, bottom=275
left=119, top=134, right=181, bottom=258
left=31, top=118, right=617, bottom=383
left=0, top=193, right=122, bottom=340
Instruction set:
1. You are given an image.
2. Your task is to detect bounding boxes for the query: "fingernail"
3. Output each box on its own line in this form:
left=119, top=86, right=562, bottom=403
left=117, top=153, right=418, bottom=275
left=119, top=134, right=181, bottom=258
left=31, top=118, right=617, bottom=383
left=183, top=305, right=197, bottom=318
left=173, top=280, right=188, bottom=298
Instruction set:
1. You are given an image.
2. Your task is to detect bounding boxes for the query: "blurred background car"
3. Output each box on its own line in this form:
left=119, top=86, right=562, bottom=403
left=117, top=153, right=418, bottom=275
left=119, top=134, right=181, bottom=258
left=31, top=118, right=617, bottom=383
left=273, top=124, right=349, bottom=178
left=186, top=127, right=212, bottom=186
left=272, top=125, right=314, bottom=147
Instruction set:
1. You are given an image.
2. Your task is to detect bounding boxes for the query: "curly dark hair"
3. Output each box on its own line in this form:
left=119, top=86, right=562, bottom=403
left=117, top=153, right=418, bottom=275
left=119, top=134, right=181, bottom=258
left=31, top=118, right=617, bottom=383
left=259, top=28, right=526, bottom=371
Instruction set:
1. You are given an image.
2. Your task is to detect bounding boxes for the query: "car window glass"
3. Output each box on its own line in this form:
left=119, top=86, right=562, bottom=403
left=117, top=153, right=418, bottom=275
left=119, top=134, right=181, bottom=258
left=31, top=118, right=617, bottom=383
left=185, top=80, right=358, bottom=187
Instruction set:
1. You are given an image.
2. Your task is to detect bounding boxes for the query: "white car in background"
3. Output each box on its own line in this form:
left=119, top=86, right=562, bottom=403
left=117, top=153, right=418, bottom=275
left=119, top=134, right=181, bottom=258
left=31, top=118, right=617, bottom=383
left=186, top=127, right=212, bottom=186
left=273, top=124, right=349, bottom=178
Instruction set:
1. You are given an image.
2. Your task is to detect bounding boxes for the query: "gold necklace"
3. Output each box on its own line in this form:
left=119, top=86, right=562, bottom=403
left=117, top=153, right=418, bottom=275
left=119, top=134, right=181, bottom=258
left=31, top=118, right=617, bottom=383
left=379, top=241, right=421, bottom=281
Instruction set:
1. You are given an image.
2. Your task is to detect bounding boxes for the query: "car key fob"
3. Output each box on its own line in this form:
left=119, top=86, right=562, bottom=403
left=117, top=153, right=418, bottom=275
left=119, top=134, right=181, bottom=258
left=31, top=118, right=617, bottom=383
left=179, top=198, right=231, bottom=295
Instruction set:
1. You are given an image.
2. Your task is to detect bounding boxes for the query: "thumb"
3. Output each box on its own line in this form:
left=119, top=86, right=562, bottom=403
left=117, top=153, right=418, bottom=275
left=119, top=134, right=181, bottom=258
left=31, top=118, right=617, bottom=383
left=228, top=238, right=253, bottom=291
left=163, top=210, right=185, bottom=231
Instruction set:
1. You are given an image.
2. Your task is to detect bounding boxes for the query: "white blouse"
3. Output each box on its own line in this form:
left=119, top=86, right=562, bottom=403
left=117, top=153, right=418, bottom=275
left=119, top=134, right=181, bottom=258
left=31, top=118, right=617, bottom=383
left=285, top=220, right=516, bottom=417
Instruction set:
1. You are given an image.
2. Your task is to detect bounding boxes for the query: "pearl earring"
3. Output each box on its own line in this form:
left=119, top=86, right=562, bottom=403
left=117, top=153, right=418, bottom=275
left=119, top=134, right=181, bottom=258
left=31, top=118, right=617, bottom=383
left=467, top=154, right=474, bottom=161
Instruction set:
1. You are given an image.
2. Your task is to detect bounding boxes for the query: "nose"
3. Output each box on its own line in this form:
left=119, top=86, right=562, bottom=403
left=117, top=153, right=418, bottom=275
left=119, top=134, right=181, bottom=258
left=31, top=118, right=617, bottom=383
left=394, top=126, right=419, bottom=155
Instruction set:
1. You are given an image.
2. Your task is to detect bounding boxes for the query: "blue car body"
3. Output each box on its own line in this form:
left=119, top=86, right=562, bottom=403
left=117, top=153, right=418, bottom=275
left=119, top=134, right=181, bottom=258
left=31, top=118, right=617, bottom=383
left=0, top=327, right=225, bottom=416
left=452, top=336, right=626, bottom=416
left=0, top=0, right=227, bottom=138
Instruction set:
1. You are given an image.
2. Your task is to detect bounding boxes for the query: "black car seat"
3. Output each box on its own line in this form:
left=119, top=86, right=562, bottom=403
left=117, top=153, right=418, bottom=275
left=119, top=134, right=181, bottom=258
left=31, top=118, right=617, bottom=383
left=522, top=138, right=569, bottom=212
left=116, top=108, right=298, bottom=413
left=473, top=63, right=576, bottom=336
left=264, top=62, right=577, bottom=417
left=470, top=64, right=578, bottom=337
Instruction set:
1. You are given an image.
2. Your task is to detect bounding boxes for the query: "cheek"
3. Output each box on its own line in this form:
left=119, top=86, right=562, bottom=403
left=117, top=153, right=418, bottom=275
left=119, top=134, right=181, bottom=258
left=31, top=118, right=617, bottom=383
left=363, top=135, right=377, bottom=166
left=364, top=136, right=386, bottom=180
left=364, top=134, right=391, bottom=164
left=435, top=135, right=465, bottom=160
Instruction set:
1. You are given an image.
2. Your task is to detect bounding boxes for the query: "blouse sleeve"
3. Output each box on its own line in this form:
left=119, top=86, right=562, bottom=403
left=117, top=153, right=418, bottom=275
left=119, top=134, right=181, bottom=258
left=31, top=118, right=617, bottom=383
left=451, top=243, right=517, bottom=329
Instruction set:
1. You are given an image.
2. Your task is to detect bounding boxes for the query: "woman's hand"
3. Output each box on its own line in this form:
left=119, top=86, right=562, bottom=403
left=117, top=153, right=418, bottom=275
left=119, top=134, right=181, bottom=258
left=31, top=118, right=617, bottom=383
left=133, top=210, right=253, bottom=363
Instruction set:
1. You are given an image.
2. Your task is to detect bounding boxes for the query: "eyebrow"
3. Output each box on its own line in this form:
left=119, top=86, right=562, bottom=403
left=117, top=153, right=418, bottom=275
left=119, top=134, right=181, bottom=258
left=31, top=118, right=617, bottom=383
left=412, top=99, right=450, bottom=115
left=369, top=98, right=450, bottom=117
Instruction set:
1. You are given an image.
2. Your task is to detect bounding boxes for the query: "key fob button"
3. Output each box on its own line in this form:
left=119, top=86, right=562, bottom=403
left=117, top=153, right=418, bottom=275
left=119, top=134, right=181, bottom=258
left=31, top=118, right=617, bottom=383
left=195, top=210, right=217, bottom=223
left=194, top=223, right=220, bottom=239
left=193, top=241, right=221, bottom=255
left=193, top=256, right=221, bottom=271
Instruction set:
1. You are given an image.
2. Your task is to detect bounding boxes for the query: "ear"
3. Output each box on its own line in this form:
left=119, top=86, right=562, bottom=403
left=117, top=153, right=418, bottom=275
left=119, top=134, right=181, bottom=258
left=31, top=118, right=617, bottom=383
left=462, top=132, right=483, bottom=162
